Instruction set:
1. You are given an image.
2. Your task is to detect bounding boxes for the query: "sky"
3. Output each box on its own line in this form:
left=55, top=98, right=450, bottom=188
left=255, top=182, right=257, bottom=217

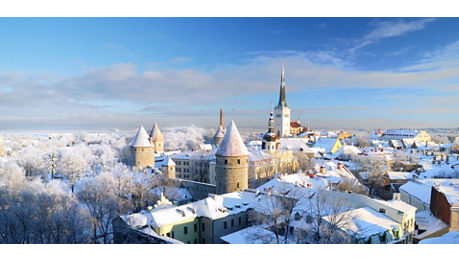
left=0, top=17, right=458, bottom=131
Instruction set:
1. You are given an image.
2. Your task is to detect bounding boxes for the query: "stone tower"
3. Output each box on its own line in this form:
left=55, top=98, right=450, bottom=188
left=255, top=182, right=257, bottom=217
left=262, top=111, right=279, bottom=153
left=160, top=157, right=176, bottom=179
left=274, top=64, right=291, bottom=138
left=215, top=121, right=249, bottom=194
left=149, top=123, right=164, bottom=154
left=213, top=108, right=225, bottom=146
left=130, top=126, right=155, bottom=168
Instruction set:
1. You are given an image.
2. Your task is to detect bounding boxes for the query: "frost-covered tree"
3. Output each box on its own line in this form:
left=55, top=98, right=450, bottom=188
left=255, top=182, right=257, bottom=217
left=0, top=177, right=91, bottom=243
left=296, top=191, right=353, bottom=244
left=15, top=147, right=46, bottom=179
left=76, top=173, right=118, bottom=244
left=293, top=152, right=315, bottom=172
left=350, top=154, right=389, bottom=194
left=249, top=185, right=301, bottom=244
left=131, top=169, right=160, bottom=212
left=58, top=148, right=89, bottom=192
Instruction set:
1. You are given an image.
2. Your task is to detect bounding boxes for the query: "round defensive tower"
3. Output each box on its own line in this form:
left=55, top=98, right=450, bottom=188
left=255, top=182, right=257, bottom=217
left=130, top=125, right=155, bottom=168
left=215, top=120, right=249, bottom=194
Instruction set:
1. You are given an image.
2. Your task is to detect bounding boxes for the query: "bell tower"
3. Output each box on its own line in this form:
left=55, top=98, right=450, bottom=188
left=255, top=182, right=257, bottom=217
left=274, top=64, right=290, bottom=138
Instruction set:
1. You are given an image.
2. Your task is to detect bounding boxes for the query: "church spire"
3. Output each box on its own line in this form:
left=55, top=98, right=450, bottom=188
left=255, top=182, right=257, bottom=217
left=277, top=63, right=288, bottom=108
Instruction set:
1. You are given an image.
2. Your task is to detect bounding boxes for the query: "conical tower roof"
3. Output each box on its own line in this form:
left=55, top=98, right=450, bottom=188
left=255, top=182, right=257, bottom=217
left=216, top=121, right=248, bottom=157
left=213, top=125, right=225, bottom=138
left=149, top=123, right=164, bottom=142
left=131, top=126, right=153, bottom=148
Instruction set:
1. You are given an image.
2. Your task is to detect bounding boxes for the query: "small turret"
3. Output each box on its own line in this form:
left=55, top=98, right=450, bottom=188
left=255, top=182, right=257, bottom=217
left=213, top=108, right=225, bottom=146
left=149, top=123, right=164, bottom=154
left=262, top=111, right=279, bottom=152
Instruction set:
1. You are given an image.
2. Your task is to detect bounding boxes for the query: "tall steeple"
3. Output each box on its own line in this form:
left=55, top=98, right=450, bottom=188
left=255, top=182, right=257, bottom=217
left=277, top=63, right=288, bottom=108
left=213, top=108, right=225, bottom=146
left=274, top=64, right=291, bottom=137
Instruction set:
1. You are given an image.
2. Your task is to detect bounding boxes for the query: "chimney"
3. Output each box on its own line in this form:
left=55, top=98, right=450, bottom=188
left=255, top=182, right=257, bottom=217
left=220, top=108, right=223, bottom=127
left=320, top=165, right=326, bottom=174
left=337, top=162, right=343, bottom=171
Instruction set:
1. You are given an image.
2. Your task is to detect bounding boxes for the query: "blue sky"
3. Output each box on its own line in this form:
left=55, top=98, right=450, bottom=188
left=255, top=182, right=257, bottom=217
left=0, top=17, right=458, bottom=131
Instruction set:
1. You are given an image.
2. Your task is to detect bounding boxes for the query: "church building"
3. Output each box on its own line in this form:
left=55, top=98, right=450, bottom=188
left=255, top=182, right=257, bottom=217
left=274, top=64, right=291, bottom=138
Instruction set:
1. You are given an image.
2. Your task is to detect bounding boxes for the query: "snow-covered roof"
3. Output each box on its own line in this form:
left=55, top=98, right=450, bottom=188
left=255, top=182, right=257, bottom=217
left=336, top=145, right=361, bottom=156
left=375, top=199, right=417, bottom=214
left=386, top=171, right=413, bottom=180
left=161, top=157, right=175, bottom=167
left=278, top=138, right=314, bottom=152
left=414, top=210, right=448, bottom=239
left=213, top=125, right=225, bottom=138
left=257, top=173, right=329, bottom=192
left=220, top=225, right=293, bottom=244
left=248, top=148, right=273, bottom=163
left=419, top=231, right=459, bottom=244
left=313, top=138, right=340, bottom=153
left=323, top=207, right=400, bottom=239
left=149, top=123, right=164, bottom=142
left=383, top=129, right=419, bottom=137
left=130, top=126, right=154, bottom=148
left=215, top=121, right=249, bottom=157
left=123, top=191, right=257, bottom=229
left=171, top=149, right=216, bottom=161
left=399, top=181, right=432, bottom=205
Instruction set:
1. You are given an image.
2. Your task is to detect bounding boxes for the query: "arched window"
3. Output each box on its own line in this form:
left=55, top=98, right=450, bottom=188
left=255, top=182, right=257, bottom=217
left=237, top=182, right=240, bottom=189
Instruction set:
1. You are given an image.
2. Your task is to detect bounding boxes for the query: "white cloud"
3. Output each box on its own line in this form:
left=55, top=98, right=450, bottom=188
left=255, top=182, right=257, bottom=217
left=350, top=18, right=435, bottom=53
left=1, top=46, right=459, bottom=130
left=168, top=56, right=193, bottom=64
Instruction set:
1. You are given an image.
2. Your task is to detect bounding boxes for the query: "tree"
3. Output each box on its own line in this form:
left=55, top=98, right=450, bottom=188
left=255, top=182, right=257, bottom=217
left=350, top=154, right=389, bottom=195
left=130, top=169, right=161, bottom=212
left=76, top=173, right=118, bottom=244
left=293, top=152, right=315, bottom=172
left=296, top=191, right=353, bottom=244
left=354, top=133, right=370, bottom=148
left=15, top=147, right=46, bottom=180
left=249, top=184, right=302, bottom=244
left=58, top=148, right=88, bottom=192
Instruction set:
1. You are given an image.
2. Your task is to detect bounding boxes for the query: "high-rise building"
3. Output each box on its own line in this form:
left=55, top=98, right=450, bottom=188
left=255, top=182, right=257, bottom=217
left=274, top=64, right=291, bottom=138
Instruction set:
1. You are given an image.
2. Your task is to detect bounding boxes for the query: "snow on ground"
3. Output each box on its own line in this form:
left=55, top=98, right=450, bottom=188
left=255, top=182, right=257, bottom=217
left=419, top=231, right=459, bottom=244
left=414, top=210, right=448, bottom=240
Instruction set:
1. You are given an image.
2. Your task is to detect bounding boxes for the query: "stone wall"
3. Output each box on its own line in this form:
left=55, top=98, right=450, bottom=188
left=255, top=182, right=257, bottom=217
left=215, top=155, right=248, bottom=194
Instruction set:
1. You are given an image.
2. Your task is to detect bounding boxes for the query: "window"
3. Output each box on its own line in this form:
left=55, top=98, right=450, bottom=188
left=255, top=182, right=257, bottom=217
left=202, top=223, right=205, bottom=231
left=184, top=226, right=188, bottom=235
left=224, top=221, right=227, bottom=229
left=231, top=219, right=234, bottom=227
left=194, top=223, right=197, bottom=232
left=172, top=231, right=175, bottom=238
left=237, top=159, right=240, bottom=164
left=379, top=208, right=386, bottom=213
left=225, top=160, right=228, bottom=165
left=238, top=217, right=241, bottom=225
